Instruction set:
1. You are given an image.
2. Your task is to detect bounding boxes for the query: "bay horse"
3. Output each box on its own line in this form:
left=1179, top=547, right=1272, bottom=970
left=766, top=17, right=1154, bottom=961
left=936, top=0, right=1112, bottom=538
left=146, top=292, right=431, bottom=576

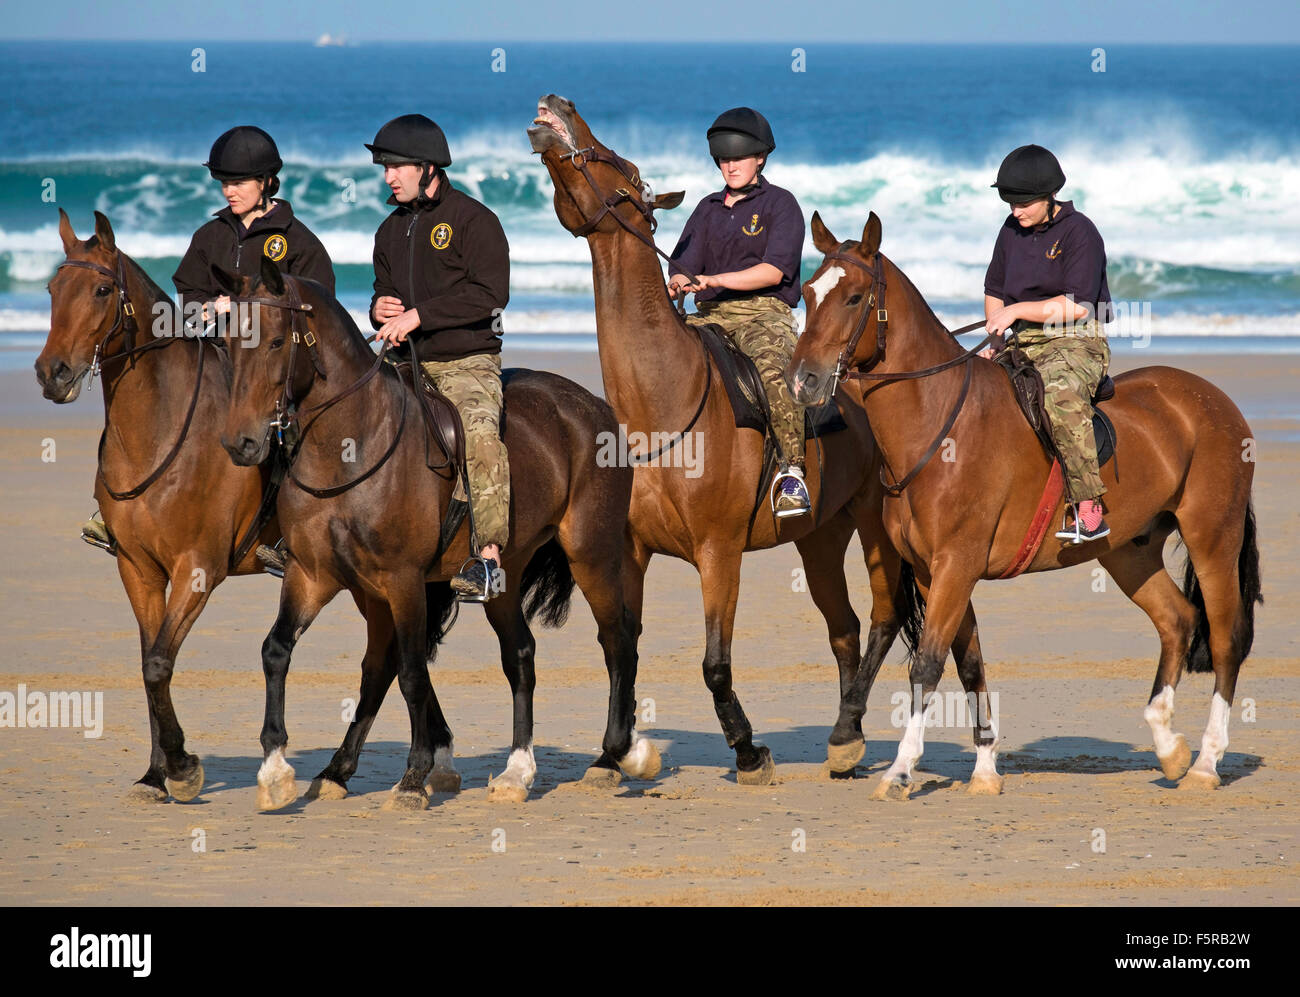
left=788, top=211, right=1262, bottom=797
left=34, top=210, right=280, bottom=804
left=216, top=257, right=657, bottom=810
left=528, top=95, right=987, bottom=783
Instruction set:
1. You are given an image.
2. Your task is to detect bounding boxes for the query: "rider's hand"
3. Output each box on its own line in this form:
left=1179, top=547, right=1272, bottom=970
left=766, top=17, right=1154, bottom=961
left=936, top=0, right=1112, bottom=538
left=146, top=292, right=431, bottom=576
left=985, top=304, right=1020, bottom=337
left=373, top=295, right=406, bottom=322
left=374, top=308, right=421, bottom=346
left=667, top=275, right=698, bottom=299
left=214, top=295, right=232, bottom=315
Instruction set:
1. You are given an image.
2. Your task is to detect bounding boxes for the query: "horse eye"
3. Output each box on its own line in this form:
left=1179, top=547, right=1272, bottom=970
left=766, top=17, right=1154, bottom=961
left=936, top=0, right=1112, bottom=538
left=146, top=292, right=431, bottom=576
left=268, top=338, right=284, bottom=350
left=95, top=285, right=111, bottom=297
left=845, top=293, right=863, bottom=307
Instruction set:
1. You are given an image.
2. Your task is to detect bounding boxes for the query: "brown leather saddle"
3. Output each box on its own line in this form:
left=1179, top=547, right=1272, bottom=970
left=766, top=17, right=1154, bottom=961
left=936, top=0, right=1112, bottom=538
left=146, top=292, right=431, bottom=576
left=992, top=346, right=1117, bottom=472
left=693, top=322, right=848, bottom=439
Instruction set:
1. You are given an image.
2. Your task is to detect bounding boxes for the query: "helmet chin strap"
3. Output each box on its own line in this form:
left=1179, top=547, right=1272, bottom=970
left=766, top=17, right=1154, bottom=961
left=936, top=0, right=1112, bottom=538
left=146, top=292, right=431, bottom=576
left=414, top=163, right=438, bottom=207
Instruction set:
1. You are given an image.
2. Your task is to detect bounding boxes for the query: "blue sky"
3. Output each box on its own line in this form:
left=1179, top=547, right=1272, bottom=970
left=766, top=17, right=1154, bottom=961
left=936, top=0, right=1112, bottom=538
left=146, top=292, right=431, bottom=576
left=1, top=0, right=1297, bottom=42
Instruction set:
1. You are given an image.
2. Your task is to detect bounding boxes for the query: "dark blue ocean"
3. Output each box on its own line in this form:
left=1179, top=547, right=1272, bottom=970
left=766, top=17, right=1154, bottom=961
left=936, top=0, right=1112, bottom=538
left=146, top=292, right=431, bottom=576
left=2, top=41, right=1299, bottom=363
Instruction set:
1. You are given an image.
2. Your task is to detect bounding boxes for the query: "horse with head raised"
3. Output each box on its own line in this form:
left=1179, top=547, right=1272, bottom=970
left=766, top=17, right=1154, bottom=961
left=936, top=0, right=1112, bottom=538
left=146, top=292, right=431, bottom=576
left=528, top=95, right=990, bottom=784
left=789, top=210, right=1262, bottom=797
left=35, top=210, right=280, bottom=803
left=216, top=256, right=657, bottom=809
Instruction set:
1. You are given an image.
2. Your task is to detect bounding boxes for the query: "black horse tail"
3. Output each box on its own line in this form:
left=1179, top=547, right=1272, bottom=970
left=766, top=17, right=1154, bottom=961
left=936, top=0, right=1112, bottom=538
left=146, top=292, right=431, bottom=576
left=425, top=581, right=459, bottom=661
left=1182, top=500, right=1263, bottom=673
left=520, top=538, right=576, bottom=629
left=896, top=560, right=926, bottom=667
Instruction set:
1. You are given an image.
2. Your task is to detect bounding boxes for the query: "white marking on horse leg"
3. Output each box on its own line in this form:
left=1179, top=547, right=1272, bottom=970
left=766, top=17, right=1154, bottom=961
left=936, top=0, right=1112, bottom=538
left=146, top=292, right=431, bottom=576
left=618, top=732, right=662, bottom=779
left=1189, top=692, right=1231, bottom=778
left=881, top=709, right=926, bottom=784
left=809, top=266, right=846, bottom=309
left=433, top=740, right=457, bottom=776
left=504, top=744, right=537, bottom=788
left=1144, top=686, right=1178, bottom=757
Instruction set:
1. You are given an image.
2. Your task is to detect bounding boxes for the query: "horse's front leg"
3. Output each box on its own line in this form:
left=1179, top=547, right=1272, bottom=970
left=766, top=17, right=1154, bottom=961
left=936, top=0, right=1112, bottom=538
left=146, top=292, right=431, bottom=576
left=872, top=560, right=979, bottom=801
left=257, top=561, right=338, bottom=811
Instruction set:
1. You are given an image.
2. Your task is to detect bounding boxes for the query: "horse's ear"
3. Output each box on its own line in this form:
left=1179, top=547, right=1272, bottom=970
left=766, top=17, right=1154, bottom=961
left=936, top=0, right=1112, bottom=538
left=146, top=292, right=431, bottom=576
left=58, top=208, right=79, bottom=255
left=210, top=263, right=242, bottom=296
left=260, top=255, right=285, bottom=296
left=861, top=212, right=882, bottom=258
left=92, top=211, right=117, bottom=254
left=811, top=211, right=838, bottom=255
left=654, top=190, right=685, bottom=211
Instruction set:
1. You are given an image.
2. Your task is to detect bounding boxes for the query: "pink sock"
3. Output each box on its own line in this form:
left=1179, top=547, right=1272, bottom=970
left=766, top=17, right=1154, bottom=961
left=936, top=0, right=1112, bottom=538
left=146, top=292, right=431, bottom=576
left=1078, top=500, right=1104, bottom=531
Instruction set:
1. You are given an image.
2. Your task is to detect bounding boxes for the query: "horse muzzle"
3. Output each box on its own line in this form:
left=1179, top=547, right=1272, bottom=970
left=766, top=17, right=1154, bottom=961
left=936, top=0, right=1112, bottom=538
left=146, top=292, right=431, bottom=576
left=787, top=360, right=836, bottom=407
left=34, top=356, right=86, bottom=403
left=221, top=430, right=269, bottom=467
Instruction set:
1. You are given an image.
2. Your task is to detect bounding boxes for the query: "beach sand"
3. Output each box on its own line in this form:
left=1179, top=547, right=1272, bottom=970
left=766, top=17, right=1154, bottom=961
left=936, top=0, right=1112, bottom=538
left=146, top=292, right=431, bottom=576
left=0, top=349, right=1296, bottom=906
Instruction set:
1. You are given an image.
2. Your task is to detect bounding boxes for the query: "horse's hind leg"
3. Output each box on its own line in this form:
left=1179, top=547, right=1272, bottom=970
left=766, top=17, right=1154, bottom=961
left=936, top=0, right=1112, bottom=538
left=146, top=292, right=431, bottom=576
left=793, top=512, right=869, bottom=775
left=1100, top=540, right=1197, bottom=781
left=483, top=589, right=540, bottom=803
left=1174, top=511, right=1250, bottom=790
left=561, top=534, right=658, bottom=788
left=256, top=566, right=338, bottom=811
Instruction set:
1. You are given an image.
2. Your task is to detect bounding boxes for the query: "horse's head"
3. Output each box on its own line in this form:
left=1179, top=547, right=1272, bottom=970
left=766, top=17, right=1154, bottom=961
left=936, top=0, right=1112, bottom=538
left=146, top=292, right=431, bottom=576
left=36, top=210, right=133, bottom=403
left=787, top=211, right=886, bottom=407
left=216, top=256, right=318, bottom=466
left=528, top=94, right=683, bottom=238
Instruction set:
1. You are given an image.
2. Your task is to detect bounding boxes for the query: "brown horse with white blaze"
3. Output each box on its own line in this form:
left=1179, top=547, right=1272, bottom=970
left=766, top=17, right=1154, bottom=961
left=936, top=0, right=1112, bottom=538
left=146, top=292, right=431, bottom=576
left=528, top=95, right=989, bottom=783
left=788, top=211, right=1263, bottom=798
left=34, top=210, right=280, bottom=803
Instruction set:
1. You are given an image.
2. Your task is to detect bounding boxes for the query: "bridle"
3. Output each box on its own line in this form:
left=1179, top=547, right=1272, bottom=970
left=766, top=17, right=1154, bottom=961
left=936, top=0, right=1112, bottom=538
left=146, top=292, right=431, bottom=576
left=818, top=249, right=995, bottom=496
left=57, top=254, right=209, bottom=501
left=228, top=277, right=410, bottom=499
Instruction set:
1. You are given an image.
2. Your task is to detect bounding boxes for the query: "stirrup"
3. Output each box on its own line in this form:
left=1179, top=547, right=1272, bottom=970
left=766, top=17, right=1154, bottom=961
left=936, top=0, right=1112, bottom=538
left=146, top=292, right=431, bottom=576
left=79, top=511, right=117, bottom=556
left=770, top=466, right=811, bottom=519
left=256, top=541, right=287, bottom=579
left=451, top=554, right=500, bottom=604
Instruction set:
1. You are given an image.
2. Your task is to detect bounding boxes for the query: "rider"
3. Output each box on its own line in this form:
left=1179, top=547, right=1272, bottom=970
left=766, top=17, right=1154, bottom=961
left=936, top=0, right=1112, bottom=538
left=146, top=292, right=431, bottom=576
left=367, top=114, right=511, bottom=602
left=174, top=125, right=335, bottom=322
left=983, top=144, right=1113, bottom=543
left=80, top=125, right=335, bottom=555
left=667, top=108, right=810, bottom=518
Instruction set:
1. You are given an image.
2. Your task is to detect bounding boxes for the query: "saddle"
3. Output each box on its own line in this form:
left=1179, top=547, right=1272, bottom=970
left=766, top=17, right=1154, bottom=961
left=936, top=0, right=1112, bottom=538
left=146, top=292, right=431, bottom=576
left=992, top=346, right=1117, bottom=471
left=693, top=322, right=848, bottom=440
left=391, top=360, right=468, bottom=475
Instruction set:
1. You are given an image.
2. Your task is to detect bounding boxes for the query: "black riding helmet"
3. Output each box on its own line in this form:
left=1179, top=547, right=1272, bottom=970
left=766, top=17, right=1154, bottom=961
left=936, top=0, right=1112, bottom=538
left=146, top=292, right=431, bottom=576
left=206, top=126, right=283, bottom=207
left=991, top=145, right=1066, bottom=203
left=366, top=114, right=452, bottom=167
left=707, top=107, right=775, bottom=165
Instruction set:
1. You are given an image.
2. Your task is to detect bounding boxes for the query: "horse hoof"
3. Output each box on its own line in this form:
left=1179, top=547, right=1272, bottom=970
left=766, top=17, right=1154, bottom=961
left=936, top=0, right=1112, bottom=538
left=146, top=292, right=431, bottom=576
left=487, top=774, right=529, bottom=803
left=165, top=760, right=205, bottom=803
left=618, top=738, right=661, bottom=780
left=581, top=766, right=623, bottom=790
left=425, top=767, right=462, bottom=794
left=1158, top=734, right=1193, bottom=781
left=826, top=738, right=866, bottom=775
left=736, top=746, right=775, bottom=786
left=1177, top=769, right=1221, bottom=791
left=126, top=782, right=167, bottom=804
left=256, top=750, right=297, bottom=811
left=382, top=787, right=429, bottom=812
left=871, top=776, right=913, bottom=801
left=967, top=773, right=1004, bottom=796
left=305, top=777, right=348, bottom=801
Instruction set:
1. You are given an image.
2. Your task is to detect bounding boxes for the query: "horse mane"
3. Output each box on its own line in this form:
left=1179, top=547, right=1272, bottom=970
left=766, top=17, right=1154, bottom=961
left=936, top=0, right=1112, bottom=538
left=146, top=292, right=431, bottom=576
left=290, top=275, right=382, bottom=368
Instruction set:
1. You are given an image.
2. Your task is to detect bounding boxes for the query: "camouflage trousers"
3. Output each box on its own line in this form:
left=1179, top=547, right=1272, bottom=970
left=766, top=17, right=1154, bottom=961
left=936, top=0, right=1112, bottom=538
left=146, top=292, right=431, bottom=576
left=419, top=352, right=510, bottom=550
left=1015, top=321, right=1111, bottom=502
left=687, top=297, right=806, bottom=466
